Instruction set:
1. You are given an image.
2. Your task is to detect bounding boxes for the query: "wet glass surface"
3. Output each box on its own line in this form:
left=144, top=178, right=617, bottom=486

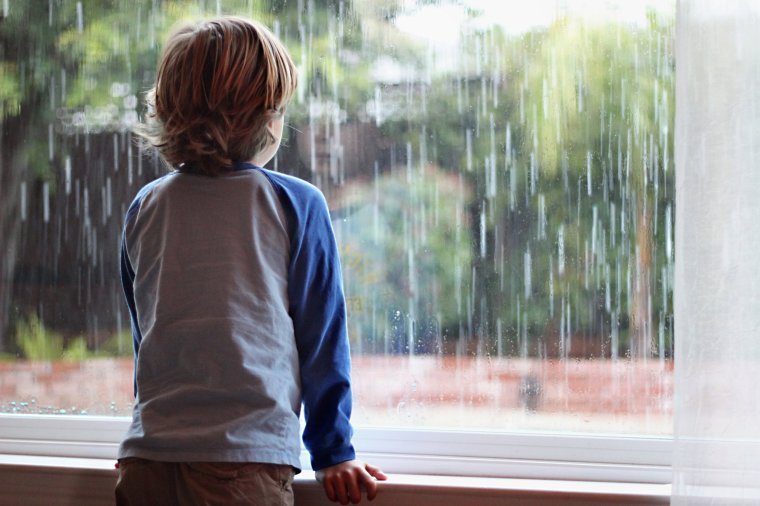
left=0, top=0, right=674, bottom=434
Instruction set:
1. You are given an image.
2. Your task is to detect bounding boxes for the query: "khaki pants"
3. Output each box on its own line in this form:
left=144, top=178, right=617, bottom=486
left=115, top=458, right=295, bottom=506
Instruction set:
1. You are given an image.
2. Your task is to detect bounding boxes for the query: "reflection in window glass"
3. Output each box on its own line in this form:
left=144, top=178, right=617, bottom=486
left=0, top=0, right=674, bottom=434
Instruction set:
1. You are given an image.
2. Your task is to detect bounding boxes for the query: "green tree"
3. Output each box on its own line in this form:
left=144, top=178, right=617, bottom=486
left=336, top=166, right=472, bottom=354
left=380, top=13, right=674, bottom=358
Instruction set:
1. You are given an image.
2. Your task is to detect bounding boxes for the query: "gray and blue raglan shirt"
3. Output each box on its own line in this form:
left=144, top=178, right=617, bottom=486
left=118, top=162, right=354, bottom=471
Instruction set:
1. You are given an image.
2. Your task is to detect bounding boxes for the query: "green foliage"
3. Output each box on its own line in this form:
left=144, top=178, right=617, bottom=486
left=98, top=330, right=133, bottom=358
left=60, top=337, right=91, bottom=361
left=337, top=167, right=472, bottom=353
left=379, top=13, right=675, bottom=356
left=0, top=62, right=21, bottom=117
left=13, top=314, right=126, bottom=361
left=15, top=314, right=64, bottom=361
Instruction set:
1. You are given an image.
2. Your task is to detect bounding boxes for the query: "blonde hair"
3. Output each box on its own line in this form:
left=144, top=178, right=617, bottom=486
left=136, top=16, right=297, bottom=176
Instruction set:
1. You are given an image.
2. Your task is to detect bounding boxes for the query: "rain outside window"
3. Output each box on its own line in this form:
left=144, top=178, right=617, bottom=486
left=0, top=0, right=674, bottom=435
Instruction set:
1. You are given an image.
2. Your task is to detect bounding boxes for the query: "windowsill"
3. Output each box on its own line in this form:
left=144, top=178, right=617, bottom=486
left=0, top=454, right=671, bottom=505
left=0, top=415, right=674, bottom=503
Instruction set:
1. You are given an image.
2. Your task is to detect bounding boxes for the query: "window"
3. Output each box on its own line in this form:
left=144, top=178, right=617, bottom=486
left=0, top=0, right=674, bottom=480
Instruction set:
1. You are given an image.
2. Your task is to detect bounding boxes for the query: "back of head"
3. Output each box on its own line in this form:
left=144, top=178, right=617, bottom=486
left=137, top=17, right=297, bottom=176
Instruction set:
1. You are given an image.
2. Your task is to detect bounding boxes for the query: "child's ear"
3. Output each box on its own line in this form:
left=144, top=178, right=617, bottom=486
left=265, top=120, right=276, bottom=141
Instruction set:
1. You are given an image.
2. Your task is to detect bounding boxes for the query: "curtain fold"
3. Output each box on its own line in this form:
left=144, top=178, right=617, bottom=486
left=673, top=0, right=760, bottom=504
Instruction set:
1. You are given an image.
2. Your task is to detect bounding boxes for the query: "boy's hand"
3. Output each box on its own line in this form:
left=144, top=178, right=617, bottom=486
left=315, top=460, right=387, bottom=504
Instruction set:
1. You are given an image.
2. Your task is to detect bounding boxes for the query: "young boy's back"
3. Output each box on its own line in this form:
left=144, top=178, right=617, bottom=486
left=116, top=16, right=384, bottom=506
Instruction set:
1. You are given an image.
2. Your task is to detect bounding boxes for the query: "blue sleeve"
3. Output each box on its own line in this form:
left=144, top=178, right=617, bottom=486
left=120, top=177, right=165, bottom=397
left=262, top=170, right=356, bottom=471
left=120, top=227, right=141, bottom=397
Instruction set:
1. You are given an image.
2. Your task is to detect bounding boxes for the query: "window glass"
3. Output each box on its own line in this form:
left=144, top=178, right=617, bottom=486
left=0, top=0, right=674, bottom=435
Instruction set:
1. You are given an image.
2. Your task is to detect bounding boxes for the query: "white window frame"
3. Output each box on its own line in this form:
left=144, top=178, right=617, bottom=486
left=0, top=414, right=671, bottom=484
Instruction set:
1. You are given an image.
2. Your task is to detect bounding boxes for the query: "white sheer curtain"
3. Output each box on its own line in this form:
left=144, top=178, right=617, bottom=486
left=673, top=0, right=760, bottom=504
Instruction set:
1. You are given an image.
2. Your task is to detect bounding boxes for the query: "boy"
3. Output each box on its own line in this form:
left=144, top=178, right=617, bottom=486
left=116, top=16, right=386, bottom=506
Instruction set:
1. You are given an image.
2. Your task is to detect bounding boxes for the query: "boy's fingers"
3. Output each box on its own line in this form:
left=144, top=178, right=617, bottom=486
left=334, top=475, right=350, bottom=505
left=347, top=471, right=363, bottom=504
left=323, top=475, right=340, bottom=503
left=321, top=461, right=387, bottom=504
left=359, top=469, right=379, bottom=501
left=365, top=463, right=388, bottom=481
